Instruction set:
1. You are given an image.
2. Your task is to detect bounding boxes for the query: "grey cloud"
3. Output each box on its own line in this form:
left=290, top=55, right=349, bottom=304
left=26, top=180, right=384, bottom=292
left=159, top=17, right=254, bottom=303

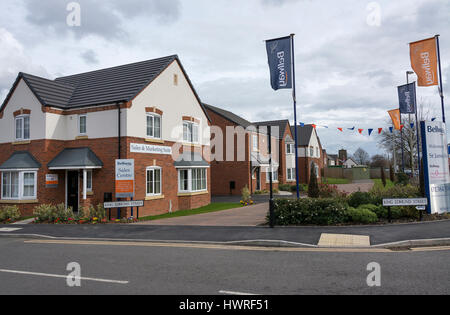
left=80, top=49, right=99, bottom=65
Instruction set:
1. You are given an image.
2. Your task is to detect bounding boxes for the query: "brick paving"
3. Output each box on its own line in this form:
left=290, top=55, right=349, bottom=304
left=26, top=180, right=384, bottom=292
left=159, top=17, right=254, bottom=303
left=335, top=180, right=374, bottom=194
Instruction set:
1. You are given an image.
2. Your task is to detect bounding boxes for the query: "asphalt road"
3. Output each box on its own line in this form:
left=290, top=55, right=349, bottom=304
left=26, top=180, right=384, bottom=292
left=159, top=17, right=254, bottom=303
left=0, top=238, right=448, bottom=295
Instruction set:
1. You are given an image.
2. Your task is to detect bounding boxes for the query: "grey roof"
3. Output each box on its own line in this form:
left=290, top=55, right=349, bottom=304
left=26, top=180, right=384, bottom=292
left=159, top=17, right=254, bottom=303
left=290, top=125, right=315, bottom=147
left=48, top=148, right=103, bottom=169
left=253, top=120, right=290, bottom=139
left=0, top=151, right=41, bottom=170
left=174, top=152, right=209, bottom=168
left=203, top=104, right=252, bottom=128
left=1, top=55, right=210, bottom=121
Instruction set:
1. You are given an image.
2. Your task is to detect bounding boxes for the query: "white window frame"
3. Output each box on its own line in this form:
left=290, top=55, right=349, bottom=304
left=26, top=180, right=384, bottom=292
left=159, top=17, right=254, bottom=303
left=266, top=167, right=279, bottom=183
left=15, top=115, right=30, bottom=141
left=178, top=168, right=207, bottom=193
left=252, top=134, right=259, bottom=151
left=83, top=170, right=93, bottom=192
left=1, top=170, right=37, bottom=200
left=310, top=146, right=314, bottom=157
left=286, top=143, right=295, bottom=155
left=78, top=114, right=87, bottom=135
left=183, top=121, right=199, bottom=143
left=287, top=168, right=295, bottom=181
left=146, top=167, right=162, bottom=196
left=146, top=113, right=162, bottom=139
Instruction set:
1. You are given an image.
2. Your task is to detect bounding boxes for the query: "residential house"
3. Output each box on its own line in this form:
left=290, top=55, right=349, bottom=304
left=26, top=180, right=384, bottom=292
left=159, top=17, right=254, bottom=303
left=0, top=55, right=211, bottom=217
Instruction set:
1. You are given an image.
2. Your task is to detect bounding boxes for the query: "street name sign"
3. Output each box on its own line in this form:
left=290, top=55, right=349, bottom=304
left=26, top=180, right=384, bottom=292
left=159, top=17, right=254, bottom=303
left=104, top=200, right=144, bottom=209
left=382, top=198, right=428, bottom=207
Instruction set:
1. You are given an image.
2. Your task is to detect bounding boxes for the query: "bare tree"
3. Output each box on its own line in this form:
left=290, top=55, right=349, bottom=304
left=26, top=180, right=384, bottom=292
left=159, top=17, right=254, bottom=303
left=353, top=148, right=370, bottom=165
left=370, top=154, right=389, bottom=168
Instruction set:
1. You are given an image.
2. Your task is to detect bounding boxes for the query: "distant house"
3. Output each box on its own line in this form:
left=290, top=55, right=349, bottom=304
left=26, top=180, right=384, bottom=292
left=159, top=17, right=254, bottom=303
left=327, top=154, right=339, bottom=166
left=290, top=125, right=325, bottom=183
left=343, top=158, right=358, bottom=168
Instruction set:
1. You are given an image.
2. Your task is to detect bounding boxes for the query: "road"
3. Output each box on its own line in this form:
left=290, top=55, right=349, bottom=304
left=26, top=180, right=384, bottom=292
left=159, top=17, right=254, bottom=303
left=0, top=238, right=448, bottom=295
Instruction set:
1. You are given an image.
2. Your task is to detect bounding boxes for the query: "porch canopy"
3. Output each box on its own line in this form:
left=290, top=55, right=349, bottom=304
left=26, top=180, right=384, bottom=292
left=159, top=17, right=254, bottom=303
left=174, top=152, right=209, bottom=168
left=0, top=151, right=41, bottom=170
left=48, top=147, right=103, bottom=200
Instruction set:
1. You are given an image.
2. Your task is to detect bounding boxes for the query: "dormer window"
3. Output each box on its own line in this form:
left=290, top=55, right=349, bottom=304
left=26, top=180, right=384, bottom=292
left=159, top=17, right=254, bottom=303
left=15, top=115, right=30, bottom=141
left=78, top=115, right=87, bottom=135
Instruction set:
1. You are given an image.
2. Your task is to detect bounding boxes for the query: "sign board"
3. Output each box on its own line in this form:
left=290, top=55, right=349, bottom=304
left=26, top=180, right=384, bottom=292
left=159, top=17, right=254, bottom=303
left=420, top=121, right=450, bottom=214
left=104, top=200, right=144, bottom=209
left=130, top=143, right=172, bottom=155
left=383, top=198, right=428, bottom=207
left=45, top=174, right=58, bottom=188
left=115, top=159, right=135, bottom=198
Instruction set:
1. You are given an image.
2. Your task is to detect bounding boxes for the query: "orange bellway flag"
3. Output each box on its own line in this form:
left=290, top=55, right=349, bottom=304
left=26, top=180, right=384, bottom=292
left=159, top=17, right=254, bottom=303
left=388, top=109, right=401, bottom=130
left=410, top=37, right=438, bottom=87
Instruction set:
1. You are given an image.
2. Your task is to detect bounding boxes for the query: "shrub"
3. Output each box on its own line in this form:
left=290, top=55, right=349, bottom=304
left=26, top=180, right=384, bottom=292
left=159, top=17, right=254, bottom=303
left=396, top=172, right=410, bottom=186
left=278, top=184, right=291, bottom=192
left=346, top=207, right=378, bottom=224
left=241, top=185, right=251, bottom=203
left=308, top=168, right=319, bottom=198
left=0, top=205, right=21, bottom=223
left=85, top=204, right=106, bottom=220
left=359, top=204, right=387, bottom=219
left=34, top=204, right=57, bottom=222
left=271, top=198, right=349, bottom=226
left=348, top=191, right=374, bottom=208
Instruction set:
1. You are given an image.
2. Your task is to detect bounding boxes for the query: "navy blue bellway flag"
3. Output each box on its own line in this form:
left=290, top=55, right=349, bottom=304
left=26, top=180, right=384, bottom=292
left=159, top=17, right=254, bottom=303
left=398, top=82, right=417, bottom=114
left=266, top=36, right=292, bottom=90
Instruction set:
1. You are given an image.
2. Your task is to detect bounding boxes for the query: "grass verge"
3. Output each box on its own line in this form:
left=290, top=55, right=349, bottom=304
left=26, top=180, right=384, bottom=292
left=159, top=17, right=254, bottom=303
left=322, top=178, right=351, bottom=185
left=138, top=202, right=242, bottom=222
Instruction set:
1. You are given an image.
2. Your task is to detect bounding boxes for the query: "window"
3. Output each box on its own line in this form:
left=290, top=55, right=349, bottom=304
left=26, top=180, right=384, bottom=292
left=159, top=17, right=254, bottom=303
left=183, top=121, right=199, bottom=143
left=266, top=168, right=278, bottom=182
left=178, top=168, right=207, bottom=193
left=15, top=115, right=30, bottom=141
left=316, top=147, right=319, bottom=157
left=287, top=168, right=295, bottom=181
left=252, top=134, right=259, bottom=151
left=79, top=115, right=87, bottom=135
left=147, top=113, right=161, bottom=139
left=310, top=147, right=314, bottom=157
left=1, top=171, right=36, bottom=200
left=83, top=170, right=93, bottom=192
left=286, top=143, right=295, bottom=154
left=174, top=74, right=178, bottom=86
left=146, top=167, right=162, bottom=196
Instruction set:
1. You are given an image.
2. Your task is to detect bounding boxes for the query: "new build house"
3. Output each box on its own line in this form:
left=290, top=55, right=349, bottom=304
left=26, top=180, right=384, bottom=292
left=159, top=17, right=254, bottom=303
left=0, top=55, right=211, bottom=217
left=204, top=105, right=296, bottom=195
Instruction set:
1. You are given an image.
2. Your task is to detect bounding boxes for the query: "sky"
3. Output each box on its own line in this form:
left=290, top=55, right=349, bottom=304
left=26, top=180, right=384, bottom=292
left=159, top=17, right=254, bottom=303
left=0, top=0, right=449, bottom=157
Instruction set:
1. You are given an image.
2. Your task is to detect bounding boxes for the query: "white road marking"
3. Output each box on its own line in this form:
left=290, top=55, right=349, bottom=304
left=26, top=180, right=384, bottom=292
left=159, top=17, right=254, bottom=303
left=0, top=228, right=22, bottom=232
left=0, top=269, right=129, bottom=285
left=219, top=290, right=258, bottom=295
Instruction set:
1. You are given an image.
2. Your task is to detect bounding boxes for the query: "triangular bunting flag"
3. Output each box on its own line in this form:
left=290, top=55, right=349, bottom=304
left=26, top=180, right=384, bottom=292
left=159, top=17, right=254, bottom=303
left=358, top=129, right=363, bottom=134
left=400, top=125, right=404, bottom=131
left=300, top=123, right=305, bottom=127
left=348, top=127, right=355, bottom=131
left=312, top=124, right=317, bottom=129
left=410, top=123, right=414, bottom=129
left=368, top=129, right=373, bottom=136
left=338, top=128, right=343, bottom=132
left=389, top=127, right=394, bottom=133
left=378, top=128, right=383, bottom=134
left=432, top=118, right=436, bottom=121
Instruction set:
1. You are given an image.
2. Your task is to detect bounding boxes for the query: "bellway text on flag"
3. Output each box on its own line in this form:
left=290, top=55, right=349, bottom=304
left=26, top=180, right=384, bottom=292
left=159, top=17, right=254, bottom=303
left=398, top=82, right=417, bottom=114
left=266, top=36, right=293, bottom=90
left=410, top=37, right=438, bottom=87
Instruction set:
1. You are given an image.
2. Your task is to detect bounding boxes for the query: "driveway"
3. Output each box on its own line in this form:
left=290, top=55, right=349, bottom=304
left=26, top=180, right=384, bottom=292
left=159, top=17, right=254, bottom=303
left=136, top=202, right=269, bottom=226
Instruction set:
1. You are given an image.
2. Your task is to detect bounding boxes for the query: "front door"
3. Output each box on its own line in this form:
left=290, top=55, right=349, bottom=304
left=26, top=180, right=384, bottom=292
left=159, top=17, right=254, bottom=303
left=67, top=171, right=79, bottom=212
left=256, top=168, right=261, bottom=191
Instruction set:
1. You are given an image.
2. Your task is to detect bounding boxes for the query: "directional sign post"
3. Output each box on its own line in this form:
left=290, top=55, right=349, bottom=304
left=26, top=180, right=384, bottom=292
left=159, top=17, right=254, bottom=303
left=104, top=200, right=144, bottom=220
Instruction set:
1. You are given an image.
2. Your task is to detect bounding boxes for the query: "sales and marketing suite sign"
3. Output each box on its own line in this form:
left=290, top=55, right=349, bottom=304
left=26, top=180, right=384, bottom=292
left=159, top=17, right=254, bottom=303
left=420, top=121, right=450, bottom=214
left=115, top=159, right=135, bottom=198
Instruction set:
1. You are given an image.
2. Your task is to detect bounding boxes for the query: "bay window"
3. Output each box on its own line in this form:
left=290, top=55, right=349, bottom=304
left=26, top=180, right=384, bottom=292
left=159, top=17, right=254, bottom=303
left=183, top=121, right=199, bottom=143
left=1, top=171, right=37, bottom=200
left=15, top=115, right=30, bottom=141
left=178, top=168, right=207, bottom=193
left=146, top=167, right=162, bottom=196
left=147, top=113, right=161, bottom=139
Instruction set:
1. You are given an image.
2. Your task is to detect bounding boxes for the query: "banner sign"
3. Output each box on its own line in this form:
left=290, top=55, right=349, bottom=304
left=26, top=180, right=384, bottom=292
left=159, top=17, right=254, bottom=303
left=420, top=121, right=450, bottom=214
left=266, top=36, right=292, bottom=91
left=410, top=37, right=438, bottom=87
left=383, top=198, right=428, bottom=207
left=388, top=109, right=401, bottom=130
left=45, top=174, right=58, bottom=188
left=104, top=200, right=144, bottom=209
left=130, top=143, right=172, bottom=155
left=398, top=82, right=416, bottom=114
left=115, top=159, right=135, bottom=198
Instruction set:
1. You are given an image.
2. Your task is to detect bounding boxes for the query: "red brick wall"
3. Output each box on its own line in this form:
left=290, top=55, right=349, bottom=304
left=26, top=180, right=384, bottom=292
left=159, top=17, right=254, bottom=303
left=0, top=136, right=211, bottom=217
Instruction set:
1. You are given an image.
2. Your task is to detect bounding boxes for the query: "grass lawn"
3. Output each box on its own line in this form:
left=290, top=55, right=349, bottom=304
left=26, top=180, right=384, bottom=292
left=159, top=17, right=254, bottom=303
left=372, top=178, right=395, bottom=190
left=138, top=202, right=241, bottom=222
left=322, top=177, right=351, bottom=185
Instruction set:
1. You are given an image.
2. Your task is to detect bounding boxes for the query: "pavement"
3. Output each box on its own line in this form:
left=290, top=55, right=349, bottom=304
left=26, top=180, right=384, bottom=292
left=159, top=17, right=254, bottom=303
left=1, top=219, right=450, bottom=248
left=136, top=203, right=268, bottom=226
left=335, top=179, right=374, bottom=194
left=0, top=237, right=449, bottom=295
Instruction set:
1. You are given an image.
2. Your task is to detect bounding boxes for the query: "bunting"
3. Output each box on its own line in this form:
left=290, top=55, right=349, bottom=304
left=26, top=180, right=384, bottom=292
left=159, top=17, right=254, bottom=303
left=368, top=129, right=374, bottom=136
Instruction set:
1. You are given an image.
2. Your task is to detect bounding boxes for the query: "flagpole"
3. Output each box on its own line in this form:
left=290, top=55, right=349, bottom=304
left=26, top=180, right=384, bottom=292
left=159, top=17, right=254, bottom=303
left=291, top=33, right=300, bottom=199
left=413, top=82, right=421, bottom=178
left=436, top=35, right=446, bottom=123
